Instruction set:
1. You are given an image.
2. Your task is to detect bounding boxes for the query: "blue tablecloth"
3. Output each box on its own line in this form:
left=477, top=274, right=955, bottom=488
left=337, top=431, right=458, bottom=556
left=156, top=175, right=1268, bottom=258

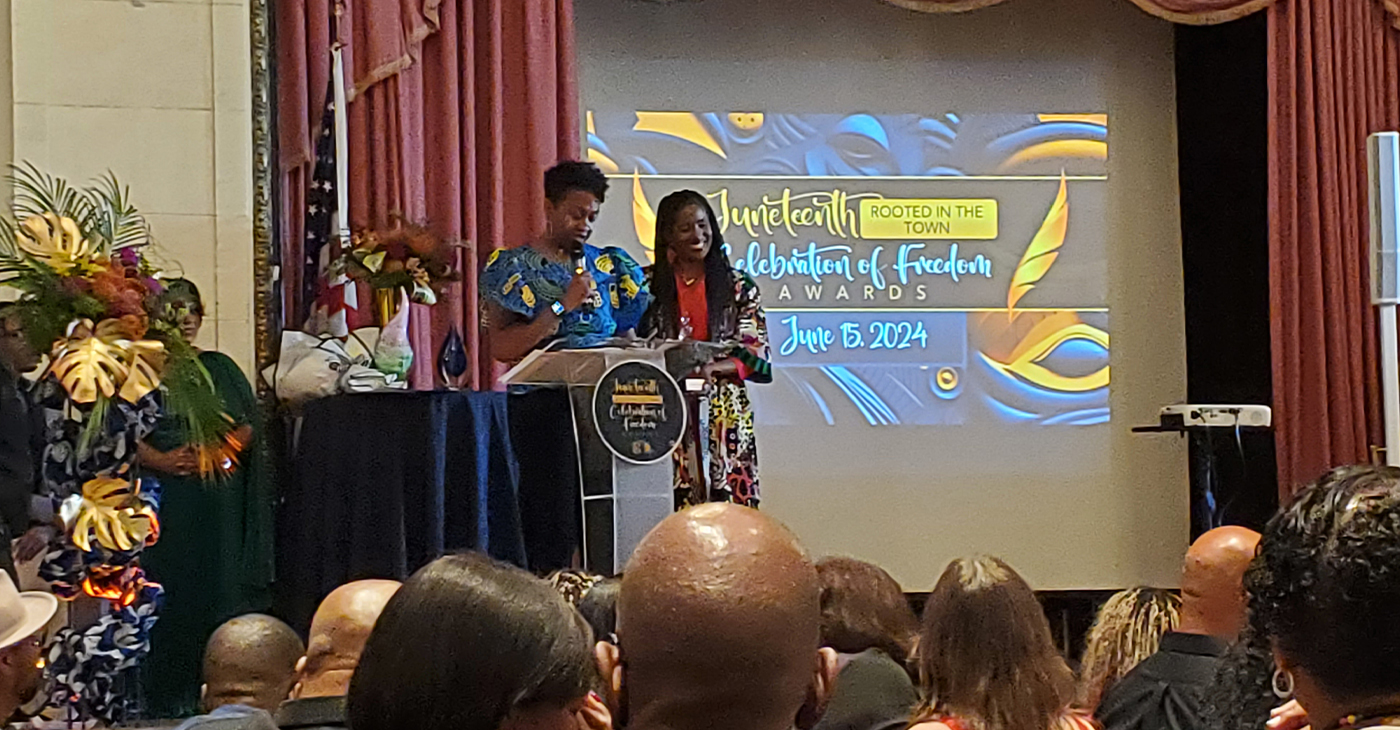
left=274, top=391, right=524, bottom=630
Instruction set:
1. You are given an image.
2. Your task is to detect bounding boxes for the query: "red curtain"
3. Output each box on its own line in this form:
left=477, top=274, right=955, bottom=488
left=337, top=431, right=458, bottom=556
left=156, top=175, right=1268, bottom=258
left=277, top=0, right=578, bottom=390
left=881, top=0, right=1274, bottom=24
left=1269, top=0, right=1400, bottom=496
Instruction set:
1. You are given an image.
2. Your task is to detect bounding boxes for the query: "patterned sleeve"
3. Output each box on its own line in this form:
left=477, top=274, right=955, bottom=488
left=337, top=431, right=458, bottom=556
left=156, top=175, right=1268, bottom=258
left=601, top=246, right=653, bottom=333
left=732, top=271, right=772, bottom=383
left=480, top=248, right=558, bottom=319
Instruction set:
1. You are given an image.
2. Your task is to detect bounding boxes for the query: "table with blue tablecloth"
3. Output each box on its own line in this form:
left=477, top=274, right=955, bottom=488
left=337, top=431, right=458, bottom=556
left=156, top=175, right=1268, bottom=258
left=274, top=390, right=526, bottom=631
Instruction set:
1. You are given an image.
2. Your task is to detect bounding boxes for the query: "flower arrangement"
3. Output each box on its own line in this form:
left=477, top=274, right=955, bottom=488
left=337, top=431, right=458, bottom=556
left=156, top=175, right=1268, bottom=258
left=336, top=222, right=459, bottom=305
left=0, top=164, right=236, bottom=475
left=0, top=164, right=233, bottom=723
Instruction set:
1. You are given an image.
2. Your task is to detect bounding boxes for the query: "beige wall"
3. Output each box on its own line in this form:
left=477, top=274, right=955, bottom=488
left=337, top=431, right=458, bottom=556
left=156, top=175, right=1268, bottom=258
left=8, top=0, right=255, bottom=376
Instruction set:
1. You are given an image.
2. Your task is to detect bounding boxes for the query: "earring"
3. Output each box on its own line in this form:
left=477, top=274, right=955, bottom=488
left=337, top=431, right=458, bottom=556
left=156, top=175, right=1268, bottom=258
left=1272, top=667, right=1295, bottom=699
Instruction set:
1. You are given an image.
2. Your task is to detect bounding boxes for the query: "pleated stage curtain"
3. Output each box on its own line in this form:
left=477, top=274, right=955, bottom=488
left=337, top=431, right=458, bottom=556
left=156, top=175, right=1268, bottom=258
left=1269, top=0, right=1400, bottom=496
left=277, top=0, right=579, bottom=390
left=880, top=0, right=1274, bottom=24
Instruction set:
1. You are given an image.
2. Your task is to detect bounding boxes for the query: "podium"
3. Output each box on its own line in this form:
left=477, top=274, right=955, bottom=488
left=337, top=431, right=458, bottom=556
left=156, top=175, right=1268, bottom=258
left=504, top=340, right=723, bottom=573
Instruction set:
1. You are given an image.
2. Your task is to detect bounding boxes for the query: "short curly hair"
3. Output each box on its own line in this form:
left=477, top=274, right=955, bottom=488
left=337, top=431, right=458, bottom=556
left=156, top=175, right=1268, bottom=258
left=544, top=161, right=608, bottom=204
left=1247, top=464, right=1400, bottom=699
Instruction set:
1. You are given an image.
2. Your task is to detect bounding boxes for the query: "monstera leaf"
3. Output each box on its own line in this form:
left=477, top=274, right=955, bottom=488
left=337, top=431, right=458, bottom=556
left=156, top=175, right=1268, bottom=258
left=49, top=319, right=130, bottom=404
left=16, top=213, right=96, bottom=273
left=63, top=477, right=157, bottom=553
left=118, top=338, right=165, bottom=403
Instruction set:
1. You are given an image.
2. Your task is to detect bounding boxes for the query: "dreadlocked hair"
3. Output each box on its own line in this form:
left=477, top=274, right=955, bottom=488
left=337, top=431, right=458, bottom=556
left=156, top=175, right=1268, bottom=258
left=1077, top=587, right=1180, bottom=710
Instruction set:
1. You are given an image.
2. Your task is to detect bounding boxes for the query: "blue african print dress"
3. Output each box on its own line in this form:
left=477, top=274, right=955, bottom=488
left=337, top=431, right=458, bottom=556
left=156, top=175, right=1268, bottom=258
left=481, top=244, right=651, bottom=350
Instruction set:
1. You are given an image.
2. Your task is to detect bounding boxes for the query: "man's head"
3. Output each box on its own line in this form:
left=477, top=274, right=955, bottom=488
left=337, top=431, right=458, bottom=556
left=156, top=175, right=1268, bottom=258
left=1177, top=525, right=1261, bottom=640
left=598, top=504, right=838, bottom=730
left=0, top=303, right=41, bottom=375
left=292, top=580, right=401, bottom=699
left=0, top=573, right=57, bottom=715
left=543, top=161, right=608, bottom=250
left=202, top=614, right=305, bottom=713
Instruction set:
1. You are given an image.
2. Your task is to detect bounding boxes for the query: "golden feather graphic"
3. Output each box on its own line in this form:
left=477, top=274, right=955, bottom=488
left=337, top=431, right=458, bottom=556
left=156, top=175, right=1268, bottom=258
left=632, top=170, right=657, bottom=262
left=1007, top=172, right=1069, bottom=318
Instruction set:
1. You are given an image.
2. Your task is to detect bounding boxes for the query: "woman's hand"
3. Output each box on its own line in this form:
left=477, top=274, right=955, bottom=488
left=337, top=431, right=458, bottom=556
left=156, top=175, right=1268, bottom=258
left=1267, top=700, right=1310, bottom=730
left=574, top=692, right=612, bottom=730
left=138, top=441, right=199, bottom=477
left=562, top=271, right=597, bottom=312
left=701, top=359, right=741, bottom=381
left=230, top=424, right=254, bottom=452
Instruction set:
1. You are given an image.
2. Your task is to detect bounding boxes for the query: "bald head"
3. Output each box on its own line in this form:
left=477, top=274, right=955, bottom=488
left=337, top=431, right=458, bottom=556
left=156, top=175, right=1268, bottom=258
left=203, top=614, right=304, bottom=713
left=1178, top=526, right=1261, bottom=640
left=609, top=504, right=835, bottom=730
left=293, top=580, right=400, bottom=699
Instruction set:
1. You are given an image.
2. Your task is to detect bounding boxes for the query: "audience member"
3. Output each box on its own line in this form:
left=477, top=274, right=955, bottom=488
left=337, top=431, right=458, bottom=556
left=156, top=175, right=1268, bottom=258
left=578, top=577, right=620, bottom=640
left=810, top=557, right=918, bottom=730
left=347, top=552, right=606, bottom=730
left=595, top=503, right=838, bottom=730
left=0, top=572, right=57, bottom=721
left=1096, top=526, right=1260, bottom=730
left=548, top=569, right=619, bottom=639
left=1236, top=465, right=1400, bottom=730
left=1078, top=587, right=1180, bottom=711
left=276, top=580, right=400, bottom=730
left=201, top=614, right=305, bottom=713
left=0, top=304, right=44, bottom=582
left=909, top=555, right=1094, bottom=730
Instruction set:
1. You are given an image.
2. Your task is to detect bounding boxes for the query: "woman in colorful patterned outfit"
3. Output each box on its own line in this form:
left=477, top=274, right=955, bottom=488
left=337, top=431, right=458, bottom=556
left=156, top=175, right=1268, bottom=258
left=640, top=190, right=771, bottom=509
left=482, top=161, right=650, bottom=572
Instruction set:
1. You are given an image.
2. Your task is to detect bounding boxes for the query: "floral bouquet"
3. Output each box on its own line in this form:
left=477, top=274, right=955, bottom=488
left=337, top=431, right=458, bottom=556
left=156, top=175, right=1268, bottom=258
left=0, top=164, right=233, bottom=723
left=335, top=222, right=459, bottom=306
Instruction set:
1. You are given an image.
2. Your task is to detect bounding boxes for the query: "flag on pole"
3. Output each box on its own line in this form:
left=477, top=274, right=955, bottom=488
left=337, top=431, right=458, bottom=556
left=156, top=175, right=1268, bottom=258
left=302, top=77, right=354, bottom=337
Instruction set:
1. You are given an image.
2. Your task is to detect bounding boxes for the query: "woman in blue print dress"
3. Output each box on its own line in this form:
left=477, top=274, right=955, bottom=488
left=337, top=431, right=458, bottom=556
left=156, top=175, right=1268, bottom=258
left=482, top=161, right=650, bottom=572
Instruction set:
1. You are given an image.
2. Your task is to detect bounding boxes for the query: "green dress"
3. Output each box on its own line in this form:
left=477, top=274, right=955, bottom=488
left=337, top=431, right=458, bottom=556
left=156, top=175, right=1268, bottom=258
left=139, top=351, right=275, bottom=717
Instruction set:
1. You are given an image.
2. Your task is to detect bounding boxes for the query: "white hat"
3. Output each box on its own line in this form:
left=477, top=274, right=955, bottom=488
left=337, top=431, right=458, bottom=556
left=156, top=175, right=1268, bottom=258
left=0, top=573, right=57, bottom=650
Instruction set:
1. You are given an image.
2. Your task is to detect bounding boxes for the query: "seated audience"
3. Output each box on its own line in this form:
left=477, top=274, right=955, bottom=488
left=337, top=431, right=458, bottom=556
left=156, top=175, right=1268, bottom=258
left=908, top=555, right=1095, bottom=730
left=1096, top=527, right=1259, bottom=730
left=201, top=614, right=305, bottom=714
left=0, top=573, right=57, bottom=722
left=276, top=580, right=401, bottom=730
left=811, top=557, right=919, bottom=730
left=595, top=503, right=839, bottom=730
left=347, top=552, right=608, bottom=730
left=1235, top=465, right=1400, bottom=730
left=1078, top=587, right=1180, bottom=711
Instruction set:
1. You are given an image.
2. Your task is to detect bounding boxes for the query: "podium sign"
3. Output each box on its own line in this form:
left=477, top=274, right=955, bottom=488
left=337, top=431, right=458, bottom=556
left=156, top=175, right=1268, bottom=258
left=593, top=361, right=686, bottom=464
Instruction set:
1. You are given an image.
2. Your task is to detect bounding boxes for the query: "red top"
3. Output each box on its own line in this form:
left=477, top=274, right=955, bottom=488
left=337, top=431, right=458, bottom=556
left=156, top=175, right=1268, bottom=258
left=675, top=272, right=753, bottom=379
left=675, top=273, right=710, bottom=341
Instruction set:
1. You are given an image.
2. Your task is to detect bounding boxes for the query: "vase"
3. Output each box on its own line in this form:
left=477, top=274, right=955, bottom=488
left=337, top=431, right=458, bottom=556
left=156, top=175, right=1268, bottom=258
left=374, top=287, right=402, bottom=326
left=373, top=288, right=414, bottom=380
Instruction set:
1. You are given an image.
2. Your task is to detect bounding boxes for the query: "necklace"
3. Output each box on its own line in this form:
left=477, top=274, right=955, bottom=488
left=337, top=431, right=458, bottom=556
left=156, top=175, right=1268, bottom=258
left=681, top=275, right=699, bottom=286
left=1332, top=712, right=1400, bottom=730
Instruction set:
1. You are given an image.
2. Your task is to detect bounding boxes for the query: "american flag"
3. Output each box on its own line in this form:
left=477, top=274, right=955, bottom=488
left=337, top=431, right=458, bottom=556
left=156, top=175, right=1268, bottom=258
left=302, top=77, right=353, bottom=336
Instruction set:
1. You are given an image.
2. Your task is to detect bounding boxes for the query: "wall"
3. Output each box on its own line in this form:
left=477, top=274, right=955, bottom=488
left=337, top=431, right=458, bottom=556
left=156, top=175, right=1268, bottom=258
left=577, top=0, right=1189, bottom=590
left=7, top=0, right=255, bottom=376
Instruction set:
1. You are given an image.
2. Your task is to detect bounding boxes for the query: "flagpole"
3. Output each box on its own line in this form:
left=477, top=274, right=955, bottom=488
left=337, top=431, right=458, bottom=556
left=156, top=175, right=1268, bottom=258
left=332, top=46, right=351, bottom=241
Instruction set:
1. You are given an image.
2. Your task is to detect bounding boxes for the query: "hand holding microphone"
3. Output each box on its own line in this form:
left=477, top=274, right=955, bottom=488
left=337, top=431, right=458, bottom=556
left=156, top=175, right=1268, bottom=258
left=564, top=247, right=596, bottom=313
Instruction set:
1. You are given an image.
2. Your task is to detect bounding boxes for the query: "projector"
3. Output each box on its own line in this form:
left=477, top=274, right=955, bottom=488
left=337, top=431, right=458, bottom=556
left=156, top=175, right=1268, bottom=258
left=1158, top=404, right=1272, bottom=429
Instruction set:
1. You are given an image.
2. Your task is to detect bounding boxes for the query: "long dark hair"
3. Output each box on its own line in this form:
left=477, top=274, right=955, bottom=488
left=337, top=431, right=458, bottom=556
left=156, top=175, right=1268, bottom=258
left=650, top=190, right=738, bottom=339
left=347, top=552, right=595, bottom=730
left=816, top=556, right=918, bottom=666
left=913, top=556, right=1076, bottom=730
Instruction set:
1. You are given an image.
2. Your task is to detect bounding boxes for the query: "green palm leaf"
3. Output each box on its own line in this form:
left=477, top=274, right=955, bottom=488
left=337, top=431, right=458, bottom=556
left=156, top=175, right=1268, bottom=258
left=10, top=162, right=95, bottom=231
left=87, top=172, right=150, bottom=250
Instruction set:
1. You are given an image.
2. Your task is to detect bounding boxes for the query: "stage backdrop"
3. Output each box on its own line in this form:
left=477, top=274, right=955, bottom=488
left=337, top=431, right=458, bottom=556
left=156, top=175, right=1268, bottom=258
left=576, top=0, right=1187, bottom=591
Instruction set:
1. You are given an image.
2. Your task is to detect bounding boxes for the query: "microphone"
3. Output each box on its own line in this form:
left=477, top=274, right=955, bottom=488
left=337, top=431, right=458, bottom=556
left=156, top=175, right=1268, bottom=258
left=571, top=245, right=593, bottom=313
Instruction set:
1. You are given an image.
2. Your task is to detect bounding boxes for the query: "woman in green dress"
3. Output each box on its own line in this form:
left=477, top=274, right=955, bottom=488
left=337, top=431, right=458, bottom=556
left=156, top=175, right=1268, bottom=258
left=138, top=279, right=274, bottom=717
